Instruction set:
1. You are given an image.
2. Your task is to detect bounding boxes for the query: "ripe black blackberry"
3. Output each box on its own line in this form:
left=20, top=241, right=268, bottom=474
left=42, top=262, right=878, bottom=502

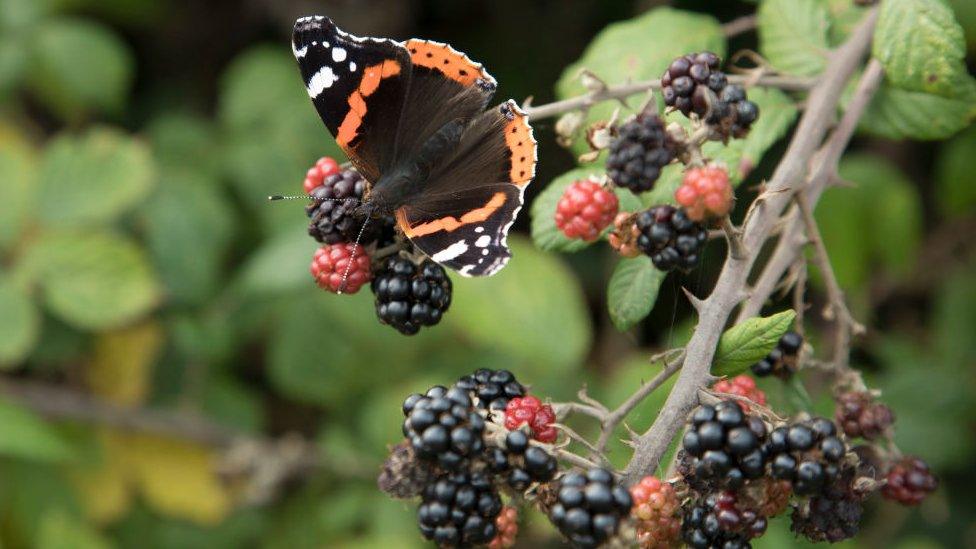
left=681, top=402, right=768, bottom=490
left=790, top=463, right=864, bottom=542
left=605, top=113, right=674, bottom=193
left=681, top=491, right=765, bottom=549
left=661, top=52, right=759, bottom=137
left=485, top=430, right=558, bottom=492
left=455, top=369, right=525, bottom=412
left=418, top=471, right=503, bottom=547
left=764, top=417, right=847, bottom=496
left=548, top=468, right=633, bottom=548
left=751, top=331, right=802, bottom=378
left=402, top=385, right=485, bottom=471
left=373, top=257, right=452, bottom=335
left=306, top=169, right=368, bottom=244
left=834, top=391, right=895, bottom=440
left=634, top=205, right=708, bottom=272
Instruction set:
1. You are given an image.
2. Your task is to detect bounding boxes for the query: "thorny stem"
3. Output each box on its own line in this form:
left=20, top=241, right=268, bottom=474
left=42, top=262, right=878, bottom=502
left=720, top=216, right=747, bottom=260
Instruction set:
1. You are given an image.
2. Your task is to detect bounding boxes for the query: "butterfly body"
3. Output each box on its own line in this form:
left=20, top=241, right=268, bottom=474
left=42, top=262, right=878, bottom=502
left=293, top=16, right=536, bottom=276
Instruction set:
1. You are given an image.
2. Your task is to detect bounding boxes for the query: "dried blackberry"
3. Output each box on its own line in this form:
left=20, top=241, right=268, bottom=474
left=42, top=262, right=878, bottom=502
left=835, top=392, right=895, bottom=440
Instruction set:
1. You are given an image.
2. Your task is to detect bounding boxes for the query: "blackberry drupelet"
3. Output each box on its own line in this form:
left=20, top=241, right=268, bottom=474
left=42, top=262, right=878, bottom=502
left=606, top=113, right=675, bottom=193
left=835, top=391, right=895, bottom=440
left=417, top=471, right=503, bottom=547
left=764, top=417, right=847, bottom=496
left=548, top=468, right=634, bottom=548
left=373, top=257, right=452, bottom=335
left=485, top=430, right=557, bottom=492
left=634, top=205, right=708, bottom=272
left=402, top=385, right=485, bottom=471
left=306, top=169, right=369, bottom=244
left=681, top=402, right=769, bottom=490
left=455, top=369, right=525, bottom=412
left=751, top=331, right=802, bottom=378
left=681, top=491, right=766, bottom=549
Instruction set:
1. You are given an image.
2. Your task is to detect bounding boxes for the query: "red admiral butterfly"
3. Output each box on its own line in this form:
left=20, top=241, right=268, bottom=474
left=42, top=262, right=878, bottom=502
left=292, top=16, right=536, bottom=277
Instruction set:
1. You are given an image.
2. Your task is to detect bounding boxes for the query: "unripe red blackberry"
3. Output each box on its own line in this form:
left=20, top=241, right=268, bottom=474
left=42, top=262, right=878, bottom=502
left=306, top=168, right=368, bottom=244
left=682, top=491, right=766, bottom=548
left=555, top=179, right=620, bottom=241
left=372, top=257, right=452, bottom=335
left=418, top=471, right=503, bottom=547
left=764, top=417, right=847, bottom=496
left=711, top=375, right=766, bottom=413
left=488, top=506, right=519, bottom=549
left=675, top=166, right=734, bottom=222
left=485, top=429, right=558, bottom=492
left=455, top=369, right=525, bottom=412
left=302, top=156, right=340, bottom=194
left=548, top=468, right=633, bottom=548
left=882, top=457, right=937, bottom=506
left=834, top=392, right=895, bottom=440
left=606, top=113, right=675, bottom=193
left=634, top=205, right=708, bottom=272
left=681, top=402, right=769, bottom=490
left=751, top=331, right=802, bottom=378
left=661, top=53, right=759, bottom=138
left=504, top=395, right=558, bottom=443
left=630, top=476, right=681, bottom=549
left=402, top=385, right=485, bottom=471
left=309, top=243, right=371, bottom=293
left=790, top=463, right=864, bottom=542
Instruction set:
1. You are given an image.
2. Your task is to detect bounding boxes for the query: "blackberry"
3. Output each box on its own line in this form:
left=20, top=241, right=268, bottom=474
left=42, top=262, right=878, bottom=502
left=402, top=385, right=485, bottom=471
left=634, top=205, right=708, bottom=272
left=675, top=165, right=734, bottom=223
left=790, top=464, right=864, bottom=542
left=606, top=113, right=675, bottom=193
left=834, top=392, right=895, bottom=440
left=661, top=53, right=759, bottom=138
left=485, top=430, right=558, bottom=492
left=418, top=471, right=503, bottom=547
left=555, top=179, right=620, bottom=241
left=680, top=402, right=768, bottom=490
left=455, top=369, right=525, bottom=412
left=488, top=506, right=519, bottom=549
left=302, top=156, right=340, bottom=194
left=882, top=456, right=937, bottom=506
left=306, top=169, right=369, bottom=244
left=504, top=395, right=558, bottom=443
left=372, top=257, right=452, bottom=335
left=681, top=491, right=766, bottom=549
left=630, top=476, right=681, bottom=549
left=750, top=331, right=802, bottom=378
left=309, top=242, right=372, bottom=294
left=548, top=468, right=633, bottom=548
left=763, top=417, right=847, bottom=496
left=711, top=375, right=766, bottom=413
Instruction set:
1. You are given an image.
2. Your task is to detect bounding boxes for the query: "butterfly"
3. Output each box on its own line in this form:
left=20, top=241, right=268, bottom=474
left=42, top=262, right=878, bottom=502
left=292, top=15, right=536, bottom=277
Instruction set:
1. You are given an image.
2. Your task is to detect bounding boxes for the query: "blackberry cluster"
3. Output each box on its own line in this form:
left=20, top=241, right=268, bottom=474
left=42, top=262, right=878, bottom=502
left=606, top=113, right=675, bottom=193
left=835, top=392, right=895, bottom=440
left=764, top=417, right=847, bottom=496
left=418, top=471, right=503, bottom=547
left=751, top=331, right=802, bottom=378
left=306, top=169, right=368, bottom=244
left=372, top=257, right=452, bottom=335
left=882, top=456, right=937, bottom=505
left=455, top=369, right=525, bottom=412
left=485, top=430, right=557, bottom=491
left=402, top=385, right=485, bottom=471
left=682, top=491, right=766, bottom=549
left=634, top=205, right=708, bottom=272
left=548, top=468, right=633, bottom=548
left=661, top=52, right=759, bottom=137
left=681, top=402, right=768, bottom=489
left=790, top=465, right=863, bottom=542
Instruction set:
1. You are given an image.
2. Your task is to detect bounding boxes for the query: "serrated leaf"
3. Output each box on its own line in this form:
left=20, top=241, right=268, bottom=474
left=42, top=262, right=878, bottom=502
left=27, top=17, right=134, bottom=118
left=607, top=256, right=666, bottom=330
left=712, top=310, right=796, bottom=376
left=556, top=7, right=725, bottom=157
left=24, top=231, right=161, bottom=330
left=37, top=127, right=155, bottom=228
left=0, top=274, right=39, bottom=367
left=935, top=126, right=976, bottom=219
left=859, top=82, right=976, bottom=140
left=0, top=399, right=76, bottom=462
left=758, top=0, right=830, bottom=76
left=530, top=167, right=639, bottom=252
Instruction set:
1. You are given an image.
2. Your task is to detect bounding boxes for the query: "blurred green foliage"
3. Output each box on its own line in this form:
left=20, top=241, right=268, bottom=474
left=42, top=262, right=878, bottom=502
left=0, top=0, right=973, bottom=548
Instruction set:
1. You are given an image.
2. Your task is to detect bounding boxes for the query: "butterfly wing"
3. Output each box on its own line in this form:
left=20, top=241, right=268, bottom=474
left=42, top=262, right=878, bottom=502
left=396, top=100, right=537, bottom=276
left=292, top=16, right=411, bottom=183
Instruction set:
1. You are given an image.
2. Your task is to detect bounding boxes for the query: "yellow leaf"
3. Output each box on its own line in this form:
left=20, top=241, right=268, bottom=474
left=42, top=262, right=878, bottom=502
left=85, top=322, right=162, bottom=407
left=67, top=434, right=132, bottom=525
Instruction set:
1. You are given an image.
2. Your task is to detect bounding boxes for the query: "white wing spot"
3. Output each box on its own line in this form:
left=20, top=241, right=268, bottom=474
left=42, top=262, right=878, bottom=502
left=307, top=66, right=338, bottom=97
left=482, top=249, right=489, bottom=256
left=332, top=47, right=347, bottom=62
left=474, top=235, right=492, bottom=248
left=349, top=61, right=357, bottom=72
left=474, top=226, right=484, bottom=233
left=431, top=241, right=469, bottom=263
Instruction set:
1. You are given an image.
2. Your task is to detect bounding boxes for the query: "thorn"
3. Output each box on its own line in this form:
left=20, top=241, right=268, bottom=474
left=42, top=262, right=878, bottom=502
left=682, top=287, right=706, bottom=313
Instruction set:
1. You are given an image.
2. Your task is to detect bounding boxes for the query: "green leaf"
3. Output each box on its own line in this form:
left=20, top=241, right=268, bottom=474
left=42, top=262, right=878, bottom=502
left=0, top=399, right=76, bottom=462
left=859, top=83, right=976, bottom=140
left=27, top=17, right=134, bottom=118
left=0, top=275, right=39, bottom=367
left=147, top=113, right=221, bottom=176
left=555, top=7, right=725, bottom=157
left=712, top=310, right=796, bottom=376
left=935, top=126, right=976, bottom=219
left=24, top=231, right=161, bottom=330
left=948, top=0, right=976, bottom=53
left=37, top=127, right=155, bottom=228
left=530, top=167, right=639, bottom=252
left=758, top=0, right=830, bottom=76
left=233, top=229, right=319, bottom=296
left=607, top=256, right=666, bottom=331
left=202, top=374, right=265, bottom=434
left=447, top=236, right=592, bottom=374
left=0, top=124, right=36, bottom=251
left=37, top=508, right=112, bottom=549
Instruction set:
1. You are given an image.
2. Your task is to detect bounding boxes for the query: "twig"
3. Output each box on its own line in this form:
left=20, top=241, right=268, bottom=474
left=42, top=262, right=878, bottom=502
left=524, top=74, right=817, bottom=120
left=623, top=8, right=880, bottom=485
left=792, top=259, right=808, bottom=338
left=551, top=401, right=608, bottom=422
left=721, top=217, right=747, bottom=260
left=722, top=14, right=758, bottom=38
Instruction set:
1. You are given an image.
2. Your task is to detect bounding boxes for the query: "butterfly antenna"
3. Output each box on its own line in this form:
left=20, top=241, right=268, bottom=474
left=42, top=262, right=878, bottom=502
left=337, top=212, right=372, bottom=295
left=268, top=194, right=359, bottom=203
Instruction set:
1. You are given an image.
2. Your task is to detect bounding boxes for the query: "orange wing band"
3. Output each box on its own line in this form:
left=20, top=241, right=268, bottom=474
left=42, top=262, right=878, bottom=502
left=397, top=191, right=507, bottom=238
left=403, top=39, right=491, bottom=87
left=504, top=106, right=536, bottom=187
left=336, top=59, right=402, bottom=148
